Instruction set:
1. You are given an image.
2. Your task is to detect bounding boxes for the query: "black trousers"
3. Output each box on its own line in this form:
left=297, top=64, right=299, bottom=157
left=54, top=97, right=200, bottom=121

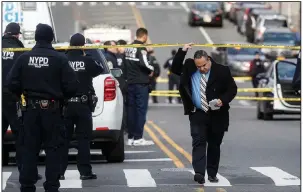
left=2, top=95, right=21, bottom=168
left=149, top=78, right=158, bottom=103
left=168, top=74, right=182, bottom=103
left=19, top=106, right=65, bottom=192
left=61, top=103, right=93, bottom=176
left=189, top=110, right=224, bottom=177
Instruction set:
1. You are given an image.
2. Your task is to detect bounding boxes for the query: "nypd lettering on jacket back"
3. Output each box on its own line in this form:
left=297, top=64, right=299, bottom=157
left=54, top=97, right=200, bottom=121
left=2, top=51, right=14, bottom=60
left=69, top=61, right=86, bottom=71
left=28, top=57, right=49, bottom=68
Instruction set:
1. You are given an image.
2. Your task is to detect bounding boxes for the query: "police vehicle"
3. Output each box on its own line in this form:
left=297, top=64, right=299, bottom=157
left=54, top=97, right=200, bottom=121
left=2, top=2, right=57, bottom=45
left=3, top=43, right=125, bottom=165
left=256, top=58, right=300, bottom=120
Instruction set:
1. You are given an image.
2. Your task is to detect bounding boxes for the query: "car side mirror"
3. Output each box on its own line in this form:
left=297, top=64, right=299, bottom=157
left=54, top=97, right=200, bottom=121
left=110, top=68, right=123, bottom=78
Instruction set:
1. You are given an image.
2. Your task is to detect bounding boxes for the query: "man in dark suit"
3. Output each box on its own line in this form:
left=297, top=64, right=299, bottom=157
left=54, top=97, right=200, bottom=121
left=171, top=43, right=237, bottom=185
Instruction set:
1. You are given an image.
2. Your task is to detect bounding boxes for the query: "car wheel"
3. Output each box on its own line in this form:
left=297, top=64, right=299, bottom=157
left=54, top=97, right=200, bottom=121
left=103, top=131, right=125, bottom=163
left=217, top=22, right=223, bottom=28
left=2, top=149, right=9, bottom=166
left=188, top=19, right=195, bottom=27
left=257, top=101, right=263, bottom=119
left=263, top=112, right=273, bottom=120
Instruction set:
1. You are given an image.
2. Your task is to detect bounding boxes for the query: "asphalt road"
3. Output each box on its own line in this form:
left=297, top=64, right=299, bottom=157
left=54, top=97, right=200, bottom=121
left=3, top=2, right=301, bottom=192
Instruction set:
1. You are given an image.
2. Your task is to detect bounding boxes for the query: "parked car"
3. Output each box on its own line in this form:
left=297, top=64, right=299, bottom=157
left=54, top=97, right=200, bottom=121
left=210, top=41, right=270, bottom=76
left=236, top=3, right=271, bottom=35
left=254, top=14, right=288, bottom=43
left=2, top=42, right=125, bottom=165
left=188, top=2, right=223, bottom=27
left=257, top=28, right=299, bottom=60
left=240, top=8, right=278, bottom=35
left=256, top=58, right=300, bottom=120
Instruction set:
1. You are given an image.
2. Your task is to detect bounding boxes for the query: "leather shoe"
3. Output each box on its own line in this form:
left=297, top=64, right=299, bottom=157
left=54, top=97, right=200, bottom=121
left=208, top=176, right=219, bottom=183
left=59, top=175, right=65, bottom=180
left=80, top=173, right=97, bottom=180
left=194, top=173, right=205, bottom=184
left=37, top=174, right=42, bottom=180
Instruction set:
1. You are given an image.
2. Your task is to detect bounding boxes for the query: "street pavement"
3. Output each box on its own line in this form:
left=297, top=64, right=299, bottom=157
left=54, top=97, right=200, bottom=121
left=3, top=2, right=301, bottom=192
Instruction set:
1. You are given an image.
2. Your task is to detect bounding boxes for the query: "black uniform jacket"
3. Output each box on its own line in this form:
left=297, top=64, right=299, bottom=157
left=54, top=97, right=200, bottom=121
left=171, top=48, right=238, bottom=132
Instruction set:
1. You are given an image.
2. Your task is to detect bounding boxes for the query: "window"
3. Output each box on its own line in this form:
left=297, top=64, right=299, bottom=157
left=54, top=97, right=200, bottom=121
left=195, top=3, right=219, bottom=11
left=263, top=32, right=296, bottom=44
left=227, top=47, right=262, bottom=55
left=264, top=19, right=287, bottom=27
left=276, top=61, right=296, bottom=81
left=21, top=2, right=37, bottom=10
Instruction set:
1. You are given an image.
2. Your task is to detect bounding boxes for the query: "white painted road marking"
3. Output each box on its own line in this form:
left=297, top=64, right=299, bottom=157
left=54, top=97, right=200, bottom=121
left=154, top=2, right=162, bottom=6
left=180, top=2, right=214, bottom=44
left=168, top=2, right=174, bottom=6
left=238, top=100, right=251, bottom=106
left=60, top=170, right=82, bottom=188
left=250, top=167, right=300, bottom=186
left=76, top=2, right=83, bottom=6
left=51, top=2, right=56, bottom=6
left=189, top=170, right=232, bottom=186
left=124, top=158, right=172, bottom=162
left=141, top=2, right=148, bottom=6
left=89, top=2, right=97, bottom=6
left=115, top=2, right=123, bottom=6
left=124, top=169, right=157, bottom=187
left=2, top=172, right=12, bottom=190
left=129, top=2, right=136, bottom=6
left=102, top=2, right=110, bottom=6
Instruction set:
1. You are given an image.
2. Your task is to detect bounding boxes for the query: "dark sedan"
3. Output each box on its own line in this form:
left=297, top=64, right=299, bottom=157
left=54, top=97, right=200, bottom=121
left=188, top=2, right=223, bottom=27
left=210, top=43, right=270, bottom=76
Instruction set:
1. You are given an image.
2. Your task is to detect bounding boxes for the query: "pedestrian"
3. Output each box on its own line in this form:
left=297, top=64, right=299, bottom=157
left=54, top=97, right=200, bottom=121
left=60, top=33, right=104, bottom=180
left=2, top=22, right=42, bottom=180
left=250, top=51, right=265, bottom=96
left=292, top=51, right=301, bottom=92
left=6, top=23, right=79, bottom=192
left=116, top=39, right=128, bottom=134
left=171, top=43, right=237, bottom=185
left=124, top=28, right=154, bottom=146
left=163, top=49, right=182, bottom=104
left=103, top=40, right=119, bottom=69
left=147, top=47, right=161, bottom=103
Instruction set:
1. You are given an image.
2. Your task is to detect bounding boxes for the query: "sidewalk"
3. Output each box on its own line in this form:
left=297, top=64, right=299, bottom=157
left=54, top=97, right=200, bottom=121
left=270, top=2, right=301, bottom=31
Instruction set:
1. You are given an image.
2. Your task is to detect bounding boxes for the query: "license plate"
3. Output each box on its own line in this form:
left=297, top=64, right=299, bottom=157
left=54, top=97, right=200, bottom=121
left=203, top=15, right=211, bottom=23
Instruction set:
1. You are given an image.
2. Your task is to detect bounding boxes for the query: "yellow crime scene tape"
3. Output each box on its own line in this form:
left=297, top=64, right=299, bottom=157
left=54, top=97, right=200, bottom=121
left=149, top=92, right=300, bottom=101
left=2, top=43, right=301, bottom=52
left=152, top=88, right=273, bottom=93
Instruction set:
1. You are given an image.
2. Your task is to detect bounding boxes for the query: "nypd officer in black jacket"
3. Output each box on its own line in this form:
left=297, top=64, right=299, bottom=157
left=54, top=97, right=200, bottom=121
left=60, top=33, right=104, bottom=180
left=125, top=28, right=154, bottom=146
left=2, top=22, right=43, bottom=180
left=6, top=23, right=79, bottom=192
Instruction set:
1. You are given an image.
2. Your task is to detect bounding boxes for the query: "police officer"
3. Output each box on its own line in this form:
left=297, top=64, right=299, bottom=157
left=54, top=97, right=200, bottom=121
left=250, top=51, right=265, bottom=88
left=6, top=23, right=79, bottom=192
left=108, top=40, right=128, bottom=133
left=163, top=49, right=182, bottom=104
left=2, top=22, right=42, bottom=180
left=60, top=33, right=104, bottom=180
left=125, top=28, right=154, bottom=146
left=147, top=48, right=161, bottom=103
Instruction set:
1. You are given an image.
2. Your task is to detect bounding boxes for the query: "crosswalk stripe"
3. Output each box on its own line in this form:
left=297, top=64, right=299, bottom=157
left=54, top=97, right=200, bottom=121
left=250, top=167, right=300, bottom=186
left=102, top=2, right=110, bottom=6
left=62, top=2, right=70, bottom=6
left=128, top=2, right=136, bottom=5
left=154, top=2, right=161, bottom=6
left=115, top=2, right=123, bottom=5
left=76, top=2, right=83, bottom=6
left=141, top=2, right=148, bottom=6
left=60, top=170, right=82, bottom=188
left=51, top=2, right=56, bottom=6
left=124, top=169, right=157, bottom=187
left=167, top=2, right=174, bottom=6
left=188, top=170, right=232, bottom=186
left=2, top=172, right=12, bottom=190
left=89, top=2, right=97, bottom=6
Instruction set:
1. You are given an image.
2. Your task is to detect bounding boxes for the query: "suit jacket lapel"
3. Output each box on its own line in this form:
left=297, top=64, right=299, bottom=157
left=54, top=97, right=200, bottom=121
left=207, top=62, right=217, bottom=88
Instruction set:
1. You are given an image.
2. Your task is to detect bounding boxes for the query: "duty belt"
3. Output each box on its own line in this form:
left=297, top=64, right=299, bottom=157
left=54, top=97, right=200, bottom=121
left=68, top=95, right=88, bottom=103
left=27, top=99, right=60, bottom=109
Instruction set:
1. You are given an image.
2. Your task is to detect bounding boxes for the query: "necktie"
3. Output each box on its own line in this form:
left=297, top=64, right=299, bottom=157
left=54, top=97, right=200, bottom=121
left=200, top=74, right=209, bottom=112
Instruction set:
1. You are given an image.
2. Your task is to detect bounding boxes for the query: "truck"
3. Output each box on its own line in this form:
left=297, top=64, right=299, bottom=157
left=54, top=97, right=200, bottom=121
left=2, top=2, right=57, bottom=45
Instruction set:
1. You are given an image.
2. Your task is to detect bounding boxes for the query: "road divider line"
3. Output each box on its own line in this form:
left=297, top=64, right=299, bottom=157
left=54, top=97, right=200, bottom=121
left=250, top=167, right=300, bottom=186
left=124, top=169, right=157, bottom=187
left=144, top=125, right=184, bottom=168
left=2, top=172, right=12, bottom=190
left=148, top=121, right=193, bottom=163
left=60, top=170, right=82, bottom=188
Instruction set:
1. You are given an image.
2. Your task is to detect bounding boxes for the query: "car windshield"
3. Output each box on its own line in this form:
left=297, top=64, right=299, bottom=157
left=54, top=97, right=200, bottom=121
left=277, top=61, right=296, bottom=81
left=227, top=47, right=261, bottom=55
left=264, top=19, right=287, bottom=27
left=263, top=32, right=296, bottom=43
left=195, top=3, right=218, bottom=11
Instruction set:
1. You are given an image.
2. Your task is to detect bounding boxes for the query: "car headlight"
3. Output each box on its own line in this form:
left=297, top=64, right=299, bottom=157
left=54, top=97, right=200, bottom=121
left=23, top=31, right=35, bottom=40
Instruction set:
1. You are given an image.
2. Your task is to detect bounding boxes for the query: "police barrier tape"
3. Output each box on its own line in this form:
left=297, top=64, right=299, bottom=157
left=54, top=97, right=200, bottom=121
left=149, top=93, right=301, bottom=101
left=2, top=43, right=301, bottom=52
left=152, top=88, right=273, bottom=93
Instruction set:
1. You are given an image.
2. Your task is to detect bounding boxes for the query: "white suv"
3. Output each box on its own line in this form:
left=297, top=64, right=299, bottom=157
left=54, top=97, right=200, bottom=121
left=3, top=43, right=125, bottom=164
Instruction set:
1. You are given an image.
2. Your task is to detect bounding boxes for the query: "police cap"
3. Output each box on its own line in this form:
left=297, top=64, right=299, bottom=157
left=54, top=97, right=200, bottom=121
left=70, top=33, right=85, bottom=46
left=35, top=23, right=54, bottom=43
left=5, top=22, right=22, bottom=35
